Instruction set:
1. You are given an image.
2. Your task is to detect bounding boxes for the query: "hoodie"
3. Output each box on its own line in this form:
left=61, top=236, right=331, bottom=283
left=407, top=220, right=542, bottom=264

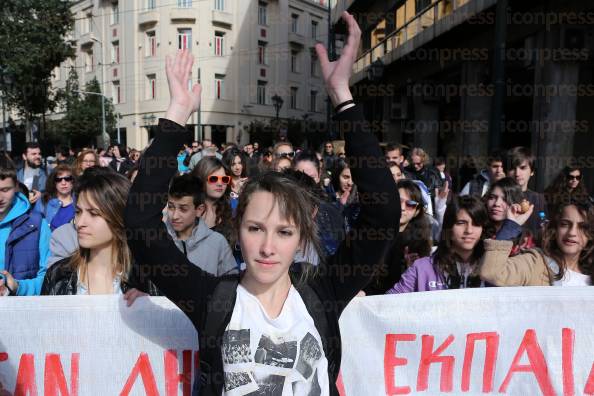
left=165, top=217, right=238, bottom=276
left=0, top=192, right=51, bottom=295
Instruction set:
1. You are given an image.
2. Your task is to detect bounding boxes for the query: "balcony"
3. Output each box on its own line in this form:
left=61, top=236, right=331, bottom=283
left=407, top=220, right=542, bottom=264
left=139, top=10, right=160, bottom=26
left=212, top=10, right=233, bottom=27
left=351, top=0, right=496, bottom=83
left=289, top=32, right=305, bottom=47
left=170, top=8, right=197, bottom=22
left=79, top=33, right=97, bottom=48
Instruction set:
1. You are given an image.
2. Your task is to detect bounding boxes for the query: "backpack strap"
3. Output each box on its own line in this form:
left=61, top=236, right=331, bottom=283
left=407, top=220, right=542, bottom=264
left=199, top=277, right=239, bottom=389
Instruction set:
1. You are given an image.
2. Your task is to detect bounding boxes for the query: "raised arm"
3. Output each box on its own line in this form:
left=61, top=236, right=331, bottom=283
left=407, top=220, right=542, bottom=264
left=125, top=51, right=217, bottom=322
left=314, top=12, right=400, bottom=309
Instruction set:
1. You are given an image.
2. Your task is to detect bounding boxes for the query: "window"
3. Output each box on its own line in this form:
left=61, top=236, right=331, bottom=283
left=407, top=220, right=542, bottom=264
left=258, top=2, right=267, bottom=26
left=177, top=29, right=192, bottom=50
left=310, top=90, right=317, bottom=112
left=310, top=50, right=318, bottom=76
left=311, top=20, right=318, bottom=39
left=291, top=14, right=299, bottom=34
left=112, top=81, right=121, bottom=104
left=257, top=81, right=267, bottom=105
left=85, top=50, right=94, bottom=72
left=147, top=0, right=156, bottom=10
left=215, top=74, right=225, bottom=100
left=111, top=41, right=120, bottom=64
left=147, top=74, right=156, bottom=99
left=110, top=2, right=119, bottom=25
left=258, top=41, right=267, bottom=65
left=82, top=12, right=92, bottom=34
left=290, top=87, right=298, bottom=109
left=214, top=0, right=224, bottom=11
left=178, top=0, right=192, bottom=7
left=291, top=50, right=299, bottom=73
left=146, top=31, right=157, bottom=56
left=214, top=32, right=225, bottom=56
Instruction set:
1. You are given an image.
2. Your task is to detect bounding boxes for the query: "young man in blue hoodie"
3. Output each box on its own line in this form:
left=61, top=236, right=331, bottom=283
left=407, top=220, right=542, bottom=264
left=0, top=167, right=51, bottom=296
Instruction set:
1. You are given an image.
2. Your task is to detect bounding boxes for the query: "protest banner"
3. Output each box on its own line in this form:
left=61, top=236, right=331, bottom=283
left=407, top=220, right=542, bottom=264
left=338, top=287, right=594, bottom=396
left=2, top=288, right=594, bottom=395
left=0, top=296, right=198, bottom=395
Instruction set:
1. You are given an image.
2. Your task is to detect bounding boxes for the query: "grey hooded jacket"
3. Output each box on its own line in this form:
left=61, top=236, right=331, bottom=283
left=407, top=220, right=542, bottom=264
left=165, top=218, right=238, bottom=276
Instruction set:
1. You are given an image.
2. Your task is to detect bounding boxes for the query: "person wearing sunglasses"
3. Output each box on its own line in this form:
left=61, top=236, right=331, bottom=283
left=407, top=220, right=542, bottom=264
left=273, top=142, right=295, bottom=160
left=34, top=164, right=76, bottom=231
left=364, top=180, right=432, bottom=295
left=222, top=149, right=249, bottom=199
left=545, top=166, right=594, bottom=215
left=192, top=157, right=233, bottom=241
left=387, top=195, right=490, bottom=293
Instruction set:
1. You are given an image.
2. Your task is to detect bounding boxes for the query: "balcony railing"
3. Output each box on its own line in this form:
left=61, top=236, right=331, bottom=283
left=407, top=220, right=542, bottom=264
left=351, top=0, right=477, bottom=75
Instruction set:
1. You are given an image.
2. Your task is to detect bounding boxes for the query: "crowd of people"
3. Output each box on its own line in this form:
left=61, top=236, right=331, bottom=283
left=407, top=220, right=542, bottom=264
left=0, top=11, right=593, bottom=395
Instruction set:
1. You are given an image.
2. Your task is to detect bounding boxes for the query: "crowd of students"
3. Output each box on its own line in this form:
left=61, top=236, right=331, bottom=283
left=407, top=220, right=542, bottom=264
left=0, top=11, right=593, bottom=395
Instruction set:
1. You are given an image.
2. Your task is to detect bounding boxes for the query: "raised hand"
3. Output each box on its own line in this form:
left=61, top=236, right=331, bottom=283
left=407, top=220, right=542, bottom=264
left=315, top=11, right=361, bottom=108
left=506, top=202, right=534, bottom=226
left=164, top=50, right=202, bottom=126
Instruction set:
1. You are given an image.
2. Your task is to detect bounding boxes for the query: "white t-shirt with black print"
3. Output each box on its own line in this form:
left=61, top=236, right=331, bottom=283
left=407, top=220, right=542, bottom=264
left=221, top=284, right=329, bottom=396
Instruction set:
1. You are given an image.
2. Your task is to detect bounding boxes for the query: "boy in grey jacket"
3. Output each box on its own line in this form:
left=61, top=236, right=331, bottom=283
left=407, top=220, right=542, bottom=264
left=166, top=173, right=237, bottom=276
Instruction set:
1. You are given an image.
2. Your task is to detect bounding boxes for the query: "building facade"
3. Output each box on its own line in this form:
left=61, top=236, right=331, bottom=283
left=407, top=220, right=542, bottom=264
left=51, top=0, right=329, bottom=149
left=332, top=0, right=594, bottom=191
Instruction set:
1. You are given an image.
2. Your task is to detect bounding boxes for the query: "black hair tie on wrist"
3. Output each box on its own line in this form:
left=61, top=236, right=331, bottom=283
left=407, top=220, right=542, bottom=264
left=334, top=100, right=355, bottom=113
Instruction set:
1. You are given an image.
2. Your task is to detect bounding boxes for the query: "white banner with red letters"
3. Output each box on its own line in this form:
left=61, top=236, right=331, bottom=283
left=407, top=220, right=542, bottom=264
left=338, top=287, right=594, bottom=396
left=0, top=296, right=198, bottom=396
left=1, top=288, right=594, bottom=395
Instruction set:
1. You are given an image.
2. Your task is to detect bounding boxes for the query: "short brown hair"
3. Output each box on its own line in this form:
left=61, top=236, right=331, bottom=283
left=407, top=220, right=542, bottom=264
left=0, top=167, right=17, bottom=185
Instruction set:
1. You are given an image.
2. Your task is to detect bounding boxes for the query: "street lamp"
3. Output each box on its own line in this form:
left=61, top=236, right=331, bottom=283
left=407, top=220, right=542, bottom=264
left=272, top=94, right=284, bottom=122
left=142, top=114, right=156, bottom=126
left=73, top=89, right=108, bottom=148
left=0, top=66, right=14, bottom=151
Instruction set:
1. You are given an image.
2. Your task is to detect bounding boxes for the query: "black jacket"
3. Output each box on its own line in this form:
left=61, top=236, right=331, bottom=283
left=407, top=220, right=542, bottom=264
left=41, top=258, right=161, bottom=296
left=124, top=105, right=400, bottom=396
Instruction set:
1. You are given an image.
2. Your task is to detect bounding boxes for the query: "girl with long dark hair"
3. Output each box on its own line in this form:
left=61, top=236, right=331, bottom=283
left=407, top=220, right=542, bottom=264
left=387, top=195, right=490, bottom=293
left=192, top=156, right=233, bottom=240
left=365, top=180, right=431, bottom=295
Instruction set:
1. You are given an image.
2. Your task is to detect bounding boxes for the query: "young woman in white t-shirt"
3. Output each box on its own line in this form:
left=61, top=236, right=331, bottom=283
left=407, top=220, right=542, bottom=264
left=480, top=201, right=594, bottom=286
left=125, top=12, right=400, bottom=396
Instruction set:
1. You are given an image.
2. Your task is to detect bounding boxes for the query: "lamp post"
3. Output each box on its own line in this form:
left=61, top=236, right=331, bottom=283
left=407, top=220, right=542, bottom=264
left=0, top=67, right=13, bottom=151
left=142, top=114, right=157, bottom=141
left=272, top=94, right=284, bottom=122
left=74, top=89, right=108, bottom=148
left=91, top=36, right=110, bottom=148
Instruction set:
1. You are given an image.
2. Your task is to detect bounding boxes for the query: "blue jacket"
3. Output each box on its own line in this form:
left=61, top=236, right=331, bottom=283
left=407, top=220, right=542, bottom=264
left=33, top=196, right=75, bottom=226
left=0, top=193, right=51, bottom=295
left=16, top=167, right=48, bottom=192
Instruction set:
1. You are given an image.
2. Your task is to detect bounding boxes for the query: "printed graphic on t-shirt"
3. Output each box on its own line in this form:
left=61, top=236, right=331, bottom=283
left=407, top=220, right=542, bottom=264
left=246, top=373, right=286, bottom=395
left=254, top=335, right=297, bottom=368
left=222, top=331, right=323, bottom=395
left=296, top=333, right=322, bottom=379
left=222, top=286, right=328, bottom=395
left=223, top=329, right=252, bottom=364
left=225, top=372, right=252, bottom=392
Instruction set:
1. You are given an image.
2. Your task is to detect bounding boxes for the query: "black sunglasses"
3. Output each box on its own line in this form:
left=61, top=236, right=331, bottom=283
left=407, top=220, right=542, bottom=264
left=568, top=175, right=581, bottom=181
left=55, top=176, right=74, bottom=183
left=276, top=151, right=295, bottom=159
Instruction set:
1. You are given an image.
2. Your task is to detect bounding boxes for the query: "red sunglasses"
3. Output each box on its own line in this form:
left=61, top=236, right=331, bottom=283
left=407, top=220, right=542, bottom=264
left=208, top=175, right=231, bottom=184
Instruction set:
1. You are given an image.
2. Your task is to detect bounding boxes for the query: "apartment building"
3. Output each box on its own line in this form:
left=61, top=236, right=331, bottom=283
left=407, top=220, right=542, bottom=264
left=52, top=0, right=329, bottom=149
left=332, top=0, right=594, bottom=190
